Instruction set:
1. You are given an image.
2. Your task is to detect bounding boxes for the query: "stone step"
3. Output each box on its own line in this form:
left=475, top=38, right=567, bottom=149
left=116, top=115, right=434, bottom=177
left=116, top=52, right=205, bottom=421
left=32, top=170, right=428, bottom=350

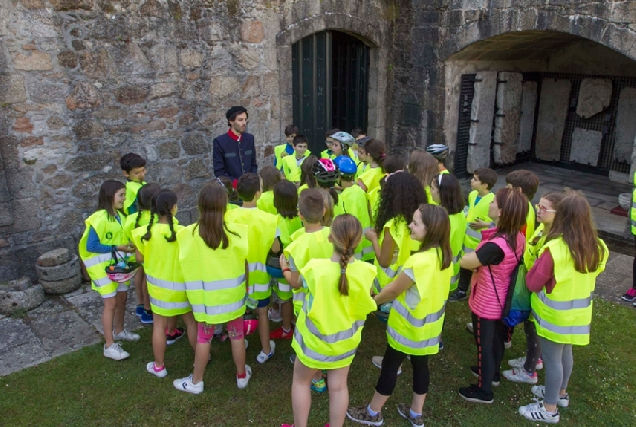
left=36, top=255, right=80, bottom=282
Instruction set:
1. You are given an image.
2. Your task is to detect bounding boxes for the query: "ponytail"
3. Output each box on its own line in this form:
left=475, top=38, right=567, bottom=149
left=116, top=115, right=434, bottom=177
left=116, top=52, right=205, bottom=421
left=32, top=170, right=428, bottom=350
left=134, top=210, right=143, bottom=229
left=165, top=212, right=176, bottom=242
left=338, top=247, right=354, bottom=296
left=141, top=211, right=155, bottom=242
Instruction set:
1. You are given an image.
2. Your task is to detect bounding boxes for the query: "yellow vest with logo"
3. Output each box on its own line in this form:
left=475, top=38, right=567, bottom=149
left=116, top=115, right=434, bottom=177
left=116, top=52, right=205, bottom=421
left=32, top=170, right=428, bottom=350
left=374, top=218, right=419, bottom=293
left=226, top=207, right=278, bottom=301
left=524, top=223, right=546, bottom=270
left=274, top=143, right=291, bottom=171
left=358, top=166, right=383, bottom=194
left=78, top=210, right=129, bottom=297
left=124, top=180, right=145, bottom=215
left=133, top=223, right=190, bottom=317
left=257, top=190, right=277, bottom=216
left=463, top=191, right=495, bottom=252
left=292, top=258, right=377, bottom=369
left=284, top=227, right=333, bottom=315
left=531, top=237, right=608, bottom=346
left=449, top=212, right=467, bottom=291
left=387, top=248, right=451, bottom=355
left=282, top=152, right=309, bottom=183
left=631, top=172, right=636, bottom=235
left=177, top=223, right=248, bottom=324
left=335, top=185, right=374, bottom=261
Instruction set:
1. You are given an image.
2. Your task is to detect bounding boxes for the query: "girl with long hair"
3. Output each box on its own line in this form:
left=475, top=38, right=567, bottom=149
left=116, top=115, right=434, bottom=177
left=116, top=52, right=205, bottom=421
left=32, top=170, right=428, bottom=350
left=407, top=151, right=439, bottom=205
left=298, top=155, right=319, bottom=194
left=357, top=138, right=386, bottom=193
left=518, top=194, right=607, bottom=424
left=458, top=187, right=528, bottom=404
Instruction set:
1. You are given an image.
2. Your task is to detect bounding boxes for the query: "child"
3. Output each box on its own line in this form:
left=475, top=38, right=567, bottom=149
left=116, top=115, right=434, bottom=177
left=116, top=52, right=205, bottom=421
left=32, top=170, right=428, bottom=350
left=217, top=175, right=241, bottom=210
left=333, top=155, right=373, bottom=262
left=175, top=183, right=251, bottom=394
left=313, top=158, right=341, bottom=211
left=282, top=135, right=311, bottom=184
left=357, top=138, right=386, bottom=193
left=347, top=205, right=452, bottom=427
left=506, top=169, right=540, bottom=239
left=281, top=215, right=377, bottom=427
left=321, top=128, right=340, bottom=159
left=407, top=150, right=439, bottom=205
left=226, top=173, right=280, bottom=364
left=123, top=183, right=161, bottom=325
left=132, top=189, right=197, bottom=377
left=298, top=155, right=319, bottom=194
left=351, top=127, right=367, bottom=157
left=275, top=124, right=299, bottom=171
left=330, top=131, right=360, bottom=164
left=120, top=153, right=147, bottom=215
left=457, top=187, right=528, bottom=404
left=368, top=154, right=406, bottom=222
left=257, top=165, right=281, bottom=215
left=269, top=180, right=303, bottom=339
left=282, top=188, right=335, bottom=392
left=518, top=194, right=607, bottom=424
left=78, top=180, right=139, bottom=361
left=449, top=167, right=498, bottom=302
left=430, top=173, right=466, bottom=292
left=426, top=144, right=450, bottom=174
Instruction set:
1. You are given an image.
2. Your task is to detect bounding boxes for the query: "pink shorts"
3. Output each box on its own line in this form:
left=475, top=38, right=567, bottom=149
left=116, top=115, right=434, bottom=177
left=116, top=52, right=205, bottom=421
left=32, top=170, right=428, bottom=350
left=197, top=316, right=244, bottom=344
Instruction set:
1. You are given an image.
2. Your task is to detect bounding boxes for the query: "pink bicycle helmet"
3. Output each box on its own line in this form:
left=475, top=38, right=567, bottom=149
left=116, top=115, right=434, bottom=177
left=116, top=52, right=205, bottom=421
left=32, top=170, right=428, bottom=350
left=243, top=312, right=259, bottom=335
left=313, top=158, right=340, bottom=184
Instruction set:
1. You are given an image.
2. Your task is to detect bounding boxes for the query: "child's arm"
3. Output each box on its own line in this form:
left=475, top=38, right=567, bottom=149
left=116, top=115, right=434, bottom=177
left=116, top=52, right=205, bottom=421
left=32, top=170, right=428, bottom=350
left=469, top=219, right=492, bottom=230
left=279, top=254, right=301, bottom=288
left=357, top=178, right=368, bottom=192
left=365, top=228, right=395, bottom=268
left=374, top=272, right=413, bottom=305
left=135, top=248, right=144, bottom=264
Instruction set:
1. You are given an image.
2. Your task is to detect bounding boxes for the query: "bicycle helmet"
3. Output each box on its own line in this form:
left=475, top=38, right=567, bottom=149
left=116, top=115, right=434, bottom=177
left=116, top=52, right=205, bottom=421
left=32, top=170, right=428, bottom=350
left=333, top=155, right=357, bottom=177
left=313, top=158, right=340, bottom=184
left=426, top=144, right=449, bottom=160
left=330, top=131, right=355, bottom=148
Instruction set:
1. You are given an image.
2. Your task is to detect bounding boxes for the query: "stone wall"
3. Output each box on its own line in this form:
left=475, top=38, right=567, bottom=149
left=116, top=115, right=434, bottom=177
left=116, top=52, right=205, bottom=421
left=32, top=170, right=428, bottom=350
left=0, top=0, right=393, bottom=281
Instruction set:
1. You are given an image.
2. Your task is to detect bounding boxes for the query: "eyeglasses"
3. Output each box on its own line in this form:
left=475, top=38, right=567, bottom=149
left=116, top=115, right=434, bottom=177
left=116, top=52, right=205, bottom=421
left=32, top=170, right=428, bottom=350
left=535, top=204, right=556, bottom=213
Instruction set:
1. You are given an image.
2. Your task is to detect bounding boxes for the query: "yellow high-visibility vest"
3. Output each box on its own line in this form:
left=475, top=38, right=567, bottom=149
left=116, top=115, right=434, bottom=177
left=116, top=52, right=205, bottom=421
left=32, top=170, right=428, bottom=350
left=335, top=185, right=374, bottom=262
left=124, top=180, right=145, bottom=215
left=257, top=190, right=277, bottom=216
left=449, top=212, right=467, bottom=292
left=374, top=218, right=419, bottom=293
left=463, top=191, right=495, bottom=252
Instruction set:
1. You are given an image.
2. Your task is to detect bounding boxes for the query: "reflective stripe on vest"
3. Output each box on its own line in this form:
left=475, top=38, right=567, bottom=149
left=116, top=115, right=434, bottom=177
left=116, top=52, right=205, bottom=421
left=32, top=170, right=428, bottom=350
left=465, top=228, right=481, bottom=241
left=192, top=299, right=246, bottom=317
left=532, top=309, right=591, bottom=335
left=292, top=328, right=357, bottom=363
left=301, top=294, right=365, bottom=344
left=248, top=262, right=267, bottom=274
left=354, top=245, right=375, bottom=260
left=150, top=297, right=190, bottom=310
left=452, top=253, right=461, bottom=263
left=83, top=252, right=124, bottom=268
left=392, top=299, right=446, bottom=328
left=536, top=290, right=593, bottom=311
left=382, top=265, right=401, bottom=279
left=93, top=276, right=114, bottom=288
left=450, top=272, right=459, bottom=285
left=147, top=275, right=186, bottom=291
left=276, top=280, right=291, bottom=293
left=386, top=326, right=441, bottom=350
left=185, top=276, right=246, bottom=291
left=293, top=291, right=305, bottom=302
left=248, top=283, right=270, bottom=294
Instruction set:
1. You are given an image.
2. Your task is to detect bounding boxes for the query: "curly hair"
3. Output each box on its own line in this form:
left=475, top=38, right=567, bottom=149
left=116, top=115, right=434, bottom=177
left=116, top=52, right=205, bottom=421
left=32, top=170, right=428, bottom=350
left=374, top=172, right=426, bottom=235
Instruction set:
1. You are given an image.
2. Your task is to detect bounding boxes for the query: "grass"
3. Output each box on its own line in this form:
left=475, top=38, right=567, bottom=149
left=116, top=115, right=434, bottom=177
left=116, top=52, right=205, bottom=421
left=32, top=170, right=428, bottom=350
left=1, top=299, right=635, bottom=427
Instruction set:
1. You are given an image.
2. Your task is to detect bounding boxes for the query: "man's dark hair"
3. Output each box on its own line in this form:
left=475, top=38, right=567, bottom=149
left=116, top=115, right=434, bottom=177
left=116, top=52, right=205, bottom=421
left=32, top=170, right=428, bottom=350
left=226, top=106, right=248, bottom=126
left=474, top=168, right=498, bottom=190
left=293, top=134, right=308, bottom=147
left=120, top=153, right=146, bottom=173
left=285, top=125, right=299, bottom=137
left=237, top=173, right=261, bottom=202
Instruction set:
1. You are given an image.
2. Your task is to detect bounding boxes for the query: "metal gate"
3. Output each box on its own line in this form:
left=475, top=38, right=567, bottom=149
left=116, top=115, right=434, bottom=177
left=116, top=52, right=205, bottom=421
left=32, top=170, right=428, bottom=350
left=453, top=74, right=477, bottom=178
left=292, top=31, right=370, bottom=155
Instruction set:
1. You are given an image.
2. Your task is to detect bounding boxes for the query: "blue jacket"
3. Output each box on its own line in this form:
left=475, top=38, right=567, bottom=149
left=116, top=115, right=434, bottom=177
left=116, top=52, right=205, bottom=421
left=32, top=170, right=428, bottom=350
left=212, top=132, right=258, bottom=181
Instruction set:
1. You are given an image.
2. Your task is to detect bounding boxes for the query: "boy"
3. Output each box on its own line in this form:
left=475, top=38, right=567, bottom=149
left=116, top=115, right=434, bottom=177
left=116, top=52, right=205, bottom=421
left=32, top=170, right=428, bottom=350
left=281, top=188, right=335, bottom=392
left=120, top=153, right=147, bottom=215
left=274, top=125, right=298, bottom=172
left=321, top=128, right=340, bottom=159
left=333, top=155, right=374, bottom=262
left=226, top=173, right=280, bottom=364
left=505, top=170, right=540, bottom=240
left=448, top=167, right=498, bottom=302
left=281, top=134, right=310, bottom=184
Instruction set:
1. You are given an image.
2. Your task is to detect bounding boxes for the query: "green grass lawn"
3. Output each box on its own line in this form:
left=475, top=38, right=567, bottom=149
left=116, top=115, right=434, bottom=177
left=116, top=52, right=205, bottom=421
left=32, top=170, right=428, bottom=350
left=1, top=299, right=635, bottom=427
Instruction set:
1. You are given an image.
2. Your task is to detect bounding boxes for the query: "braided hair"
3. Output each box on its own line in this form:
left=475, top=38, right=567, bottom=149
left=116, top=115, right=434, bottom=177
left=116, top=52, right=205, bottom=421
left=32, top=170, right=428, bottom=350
left=135, top=183, right=161, bottom=228
left=330, top=214, right=362, bottom=296
left=142, top=189, right=178, bottom=243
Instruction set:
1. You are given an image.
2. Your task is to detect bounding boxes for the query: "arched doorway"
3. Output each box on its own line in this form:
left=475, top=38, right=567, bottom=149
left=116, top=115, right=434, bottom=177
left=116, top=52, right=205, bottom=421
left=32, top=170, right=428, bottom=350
left=291, top=31, right=370, bottom=154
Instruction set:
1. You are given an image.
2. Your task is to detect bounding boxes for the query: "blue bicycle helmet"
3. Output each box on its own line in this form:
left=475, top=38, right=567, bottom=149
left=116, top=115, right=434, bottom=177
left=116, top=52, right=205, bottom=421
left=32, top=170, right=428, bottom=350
left=333, top=155, right=357, bottom=177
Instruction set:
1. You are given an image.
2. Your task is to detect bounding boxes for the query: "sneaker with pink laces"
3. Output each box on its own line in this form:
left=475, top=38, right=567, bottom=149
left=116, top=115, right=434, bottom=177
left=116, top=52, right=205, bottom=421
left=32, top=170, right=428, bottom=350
left=621, top=287, right=636, bottom=302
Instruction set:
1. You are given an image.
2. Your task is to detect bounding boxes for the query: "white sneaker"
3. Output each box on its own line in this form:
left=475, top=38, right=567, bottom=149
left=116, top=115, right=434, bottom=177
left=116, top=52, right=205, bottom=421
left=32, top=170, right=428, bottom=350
left=104, top=342, right=129, bottom=360
left=371, top=356, right=402, bottom=375
left=505, top=340, right=512, bottom=350
left=256, top=340, right=275, bottom=363
left=268, top=307, right=282, bottom=323
left=531, top=386, right=570, bottom=407
left=518, top=400, right=560, bottom=424
left=173, top=374, right=203, bottom=394
left=237, top=365, right=252, bottom=389
left=509, top=356, right=543, bottom=370
left=503, top=368, right=538, bottom=384
left=113, top=329, right=140, bottom=341
left=245, top=339, right=249, bottom=350
left=466, top=322, right=474, bottom=334
left=146, top=361, right=167, bottom=378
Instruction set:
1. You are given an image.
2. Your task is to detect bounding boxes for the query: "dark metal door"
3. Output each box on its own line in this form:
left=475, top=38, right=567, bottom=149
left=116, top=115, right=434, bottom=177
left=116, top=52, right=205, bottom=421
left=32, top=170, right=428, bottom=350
left=454, top=74, right=477, bottom=178
left=292, top=31, right=369, bottom=155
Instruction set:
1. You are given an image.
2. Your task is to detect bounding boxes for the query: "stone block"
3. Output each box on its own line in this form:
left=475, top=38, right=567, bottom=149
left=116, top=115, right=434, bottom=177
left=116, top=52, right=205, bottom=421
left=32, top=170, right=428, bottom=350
left=0, top=74, right=27, bottom=104
left=180, top=50, right=203, bottom=67
left=241, top=20, right=265, bottom=43
left=493, top=72, right=522, bottom=165
left=518, top=81, right=537, bottom=153
left=570, top=128, right=602, bottom=167
left=20, top=136, right=43, bottom=147
left=37, top=248, right=72, bottom=267
left=535, top=78, right=571, bottom=162
left=576, top=79, right=611, bottom=119
left=131, top=120, right=166, bottom=133
left=613, top=87, right=636, bottom=164
left=36, top=254, right=80, bottom=282
left=13, top=51, right=52, bottom=71
left=0, top=277, right=45, bottom=315
left=467, top=71, right=497, bottom=173
left=57, top=51, right=78, bottom=68
left=238, top=47, right=261, bottom=70
left=29, top=308, right=100, bottom=357
left=182, top=133, right=209, bottom=155
left=66, top=82, right=102, bottom=110
left=13, top=118, right=33, bottom=133
left=157, top=106, right=179, bottom=118
left=210, top=76, right=239, bottom=98
left=49, top=0, right=94, bottom=11
left=66, top=153, right=111, bottom=172
left=46, top=116, right=66, bottom=130
left=149, top=82, right=178, bottom=100
left=115, top=86, right=149, bottom=105
left=20, top=0, right=47, bottom=8
left=185, top=158, right=210, bottom=180
left=139, top=0, right=164, bottom=17
left=73, top=120, right=104, bottom=140
left=28, top=76, right=70, bottom=104
left=0, top=202, right=13, bottom=226
left=158, top=141, right=181, bottom=159
left=40, top=273, right=82, bottom=295
left=0, top=318, right=51, bottom=376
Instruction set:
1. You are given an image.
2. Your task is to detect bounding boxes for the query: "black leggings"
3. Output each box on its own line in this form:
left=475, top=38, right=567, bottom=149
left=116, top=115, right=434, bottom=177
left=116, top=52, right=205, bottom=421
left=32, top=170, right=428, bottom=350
left=471, top=311, right=507, bottom=393
left=457, top=267, right=473, bottom=293
left=375, top=345, right=430, bottom=396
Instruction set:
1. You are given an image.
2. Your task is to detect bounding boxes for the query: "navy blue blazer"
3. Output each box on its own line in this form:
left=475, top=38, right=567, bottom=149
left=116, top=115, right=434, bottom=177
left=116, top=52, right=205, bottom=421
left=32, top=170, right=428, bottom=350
left=212, top=132, right=258, bottom=181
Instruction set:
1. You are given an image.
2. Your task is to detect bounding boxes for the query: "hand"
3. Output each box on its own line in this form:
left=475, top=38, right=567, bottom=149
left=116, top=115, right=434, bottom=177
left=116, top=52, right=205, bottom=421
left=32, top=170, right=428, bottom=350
left=279, top=254, right=289, bottom=270
left=469, top=219, right=489, bottom=230
left=281, top=152, right=288, bottom=158
left=364, top=228, right=378, bottom=242
left=117, top=244, right=135, bottom=253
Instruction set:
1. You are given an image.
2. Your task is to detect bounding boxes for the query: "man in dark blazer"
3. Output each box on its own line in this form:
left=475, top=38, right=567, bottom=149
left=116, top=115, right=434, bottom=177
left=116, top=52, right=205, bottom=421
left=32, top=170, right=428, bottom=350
left=212, top=106, right=258, bottom=186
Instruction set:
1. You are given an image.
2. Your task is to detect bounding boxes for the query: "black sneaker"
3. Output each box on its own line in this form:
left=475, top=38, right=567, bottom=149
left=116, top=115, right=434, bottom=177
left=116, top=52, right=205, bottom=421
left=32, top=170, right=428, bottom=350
left=470, top=366, right=500, bottom=386
left=448, top=289, right=467, bottom=302
left=458, top=384, right=494, bottom=404
left=166, top=327, right=185, bottom=345
left=622, top=287, right=636, bottom=302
